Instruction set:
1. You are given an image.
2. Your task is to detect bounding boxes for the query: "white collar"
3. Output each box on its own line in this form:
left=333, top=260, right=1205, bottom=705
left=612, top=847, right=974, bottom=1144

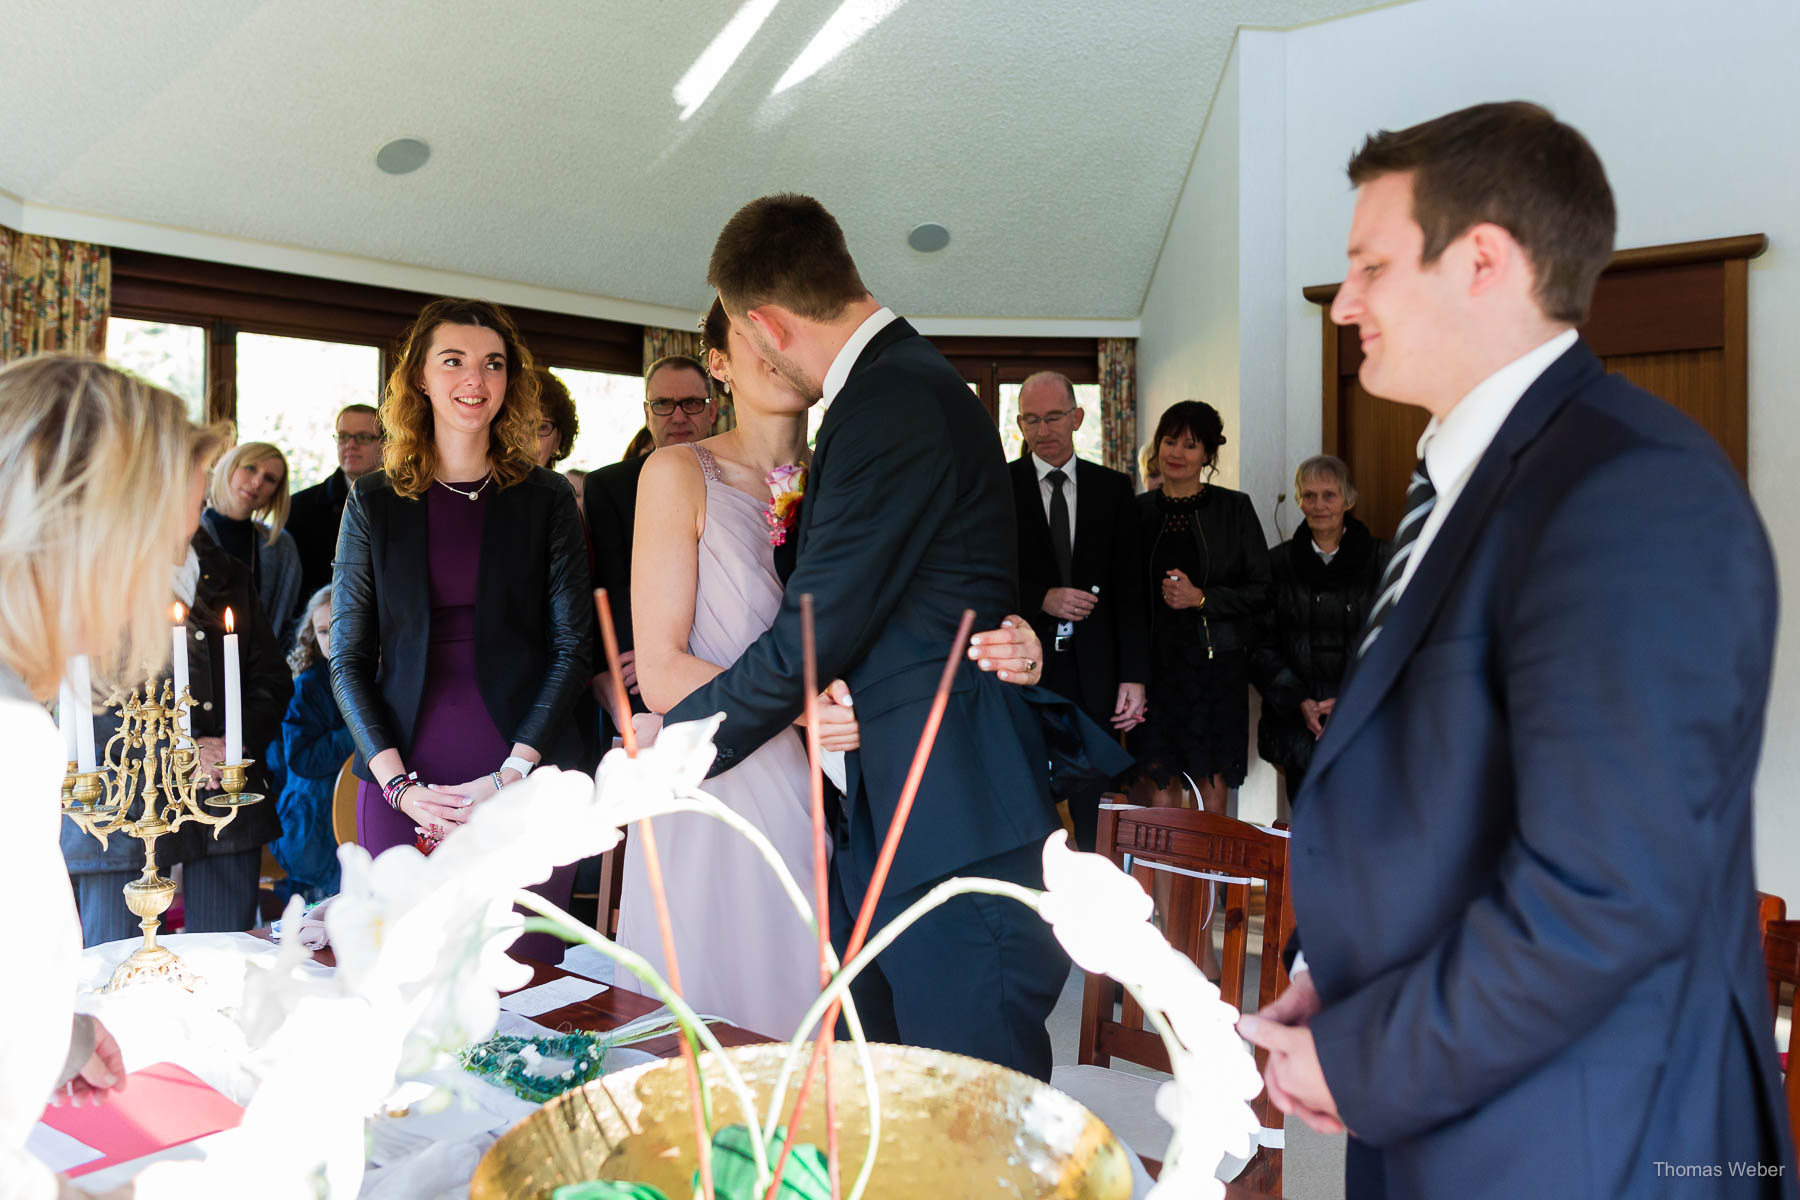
left=1419, top=328, right=1577, bottom=490
left=821, top=306, right=898, bottom=404
left=1032, top=452, right=1078, bottom=482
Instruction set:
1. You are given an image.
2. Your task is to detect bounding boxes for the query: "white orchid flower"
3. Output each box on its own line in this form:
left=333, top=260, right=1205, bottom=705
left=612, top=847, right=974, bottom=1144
left=593, top=712, right=726, bottom=824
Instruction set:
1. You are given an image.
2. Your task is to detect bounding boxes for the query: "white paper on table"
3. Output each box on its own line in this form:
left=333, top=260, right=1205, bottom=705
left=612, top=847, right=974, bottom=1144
left=558, top=942, right=614, bottom=985
left=497, top=975, right=607, bottom=1016
left=26, top=1123, right=104, bottom=1172
left=822, top=749, right=847, bottom=793
left=492, top=1011, right=558, bottom=1039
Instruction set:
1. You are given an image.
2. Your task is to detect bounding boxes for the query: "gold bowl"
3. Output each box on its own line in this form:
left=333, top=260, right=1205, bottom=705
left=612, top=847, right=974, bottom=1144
left=471, top=1042, right=1133, bottom=1200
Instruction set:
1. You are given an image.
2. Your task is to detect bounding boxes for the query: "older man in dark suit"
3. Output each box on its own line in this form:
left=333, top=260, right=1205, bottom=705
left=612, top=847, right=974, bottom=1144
left=1009, top=370, right=1146, bottom=850
left=1238, top=101, right=1792, bottom=1198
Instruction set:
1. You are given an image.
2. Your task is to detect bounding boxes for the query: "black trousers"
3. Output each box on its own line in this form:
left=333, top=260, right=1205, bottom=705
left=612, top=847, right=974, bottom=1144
left=1044, top=649, right=1108, bottom=852
left=73, top=849, right=262, bottom=947
left=831, top=841, right=1070, bottom=1082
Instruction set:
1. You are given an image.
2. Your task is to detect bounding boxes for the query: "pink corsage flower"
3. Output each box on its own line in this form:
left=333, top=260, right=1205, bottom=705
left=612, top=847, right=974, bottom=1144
left=765, top=463, right=807, bottom=547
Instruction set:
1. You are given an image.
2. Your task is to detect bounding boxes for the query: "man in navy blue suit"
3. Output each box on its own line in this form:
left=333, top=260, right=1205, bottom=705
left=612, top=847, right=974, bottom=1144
left=1238, top=102, right=1793, bottom=1197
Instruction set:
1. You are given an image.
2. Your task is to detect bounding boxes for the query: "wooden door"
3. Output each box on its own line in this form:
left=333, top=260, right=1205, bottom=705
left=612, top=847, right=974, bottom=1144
left=1306, top=235, right=1764, bottom=539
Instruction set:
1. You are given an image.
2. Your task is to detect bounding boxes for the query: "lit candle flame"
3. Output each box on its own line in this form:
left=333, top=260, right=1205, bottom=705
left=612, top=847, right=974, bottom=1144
left=172, top=602, right=185, bottom=625
left=223, top=607, right=235, bottom=634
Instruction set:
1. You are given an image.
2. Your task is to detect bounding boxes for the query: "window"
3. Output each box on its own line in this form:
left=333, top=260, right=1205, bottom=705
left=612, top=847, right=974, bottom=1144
left=551, top=366, right=648, bottom=470
left=997, top=382, right=1104, bottom=464
left=105, top=317, right=206, bottom=421
left=235, top=333, right=381, bottom=491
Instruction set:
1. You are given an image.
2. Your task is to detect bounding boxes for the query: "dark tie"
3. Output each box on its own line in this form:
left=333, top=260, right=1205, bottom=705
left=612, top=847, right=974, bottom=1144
left=1046, top=468, right=1073, bottom=585
left=1357, top=460, right=1436, bottom=659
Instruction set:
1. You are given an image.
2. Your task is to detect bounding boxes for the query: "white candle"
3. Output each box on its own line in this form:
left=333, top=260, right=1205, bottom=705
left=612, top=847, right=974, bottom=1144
left=58, top=678, right=78, bottom=764
left=170, top=603, right=191, bottom=737
left=222, top=608, right=242, bottom=765
left=69, top=655, right=96, bottom=773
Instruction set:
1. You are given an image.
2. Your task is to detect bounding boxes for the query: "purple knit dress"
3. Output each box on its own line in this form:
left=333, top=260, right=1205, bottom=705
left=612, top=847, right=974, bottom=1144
left=356, top=483, right=575, bottom=961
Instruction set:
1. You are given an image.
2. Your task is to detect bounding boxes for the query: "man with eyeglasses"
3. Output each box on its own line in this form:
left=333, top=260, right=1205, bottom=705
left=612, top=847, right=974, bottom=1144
left=287, top=403, right=382, bottom=599
left=1008, top=371, right=1147, bottom=851
left=583, top=355, right=717, bottom=730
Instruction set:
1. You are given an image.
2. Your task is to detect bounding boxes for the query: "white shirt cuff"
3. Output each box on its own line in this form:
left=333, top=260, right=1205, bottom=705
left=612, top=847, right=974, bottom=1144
left=1291, top=951, right=1309, bottom=977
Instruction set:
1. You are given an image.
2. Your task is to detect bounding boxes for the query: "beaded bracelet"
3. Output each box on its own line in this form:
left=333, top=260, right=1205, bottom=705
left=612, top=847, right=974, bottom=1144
left=490, top=770, right=505, bottom=792
left=383, top=771, right=420, bottom=810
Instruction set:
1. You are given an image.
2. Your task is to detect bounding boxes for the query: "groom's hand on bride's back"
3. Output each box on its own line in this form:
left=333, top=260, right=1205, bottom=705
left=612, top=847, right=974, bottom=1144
left=968, top=616, right=1044, bottom=686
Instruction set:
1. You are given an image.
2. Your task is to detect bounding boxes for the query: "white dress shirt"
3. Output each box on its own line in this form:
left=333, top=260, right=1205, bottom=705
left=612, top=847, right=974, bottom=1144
left=821, top=306, right=898, bottom=404
left=1031, top=452, right=1080, bottom=542
left=1392, top=328, right=1578, bottom=602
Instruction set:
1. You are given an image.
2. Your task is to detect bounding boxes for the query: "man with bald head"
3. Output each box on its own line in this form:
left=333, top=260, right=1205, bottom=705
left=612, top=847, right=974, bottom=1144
left=1008, top=371, right=1147, bottom=850
left=584, top=354, right=716, bottom=726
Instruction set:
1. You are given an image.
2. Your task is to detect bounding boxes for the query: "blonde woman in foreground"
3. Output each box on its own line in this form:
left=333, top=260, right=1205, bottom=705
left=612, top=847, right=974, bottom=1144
left=0, top=355, right=227, bottom=1200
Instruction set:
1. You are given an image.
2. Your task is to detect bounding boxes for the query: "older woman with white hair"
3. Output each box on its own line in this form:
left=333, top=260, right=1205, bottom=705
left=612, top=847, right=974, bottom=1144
left=0, top=355, right=227, bottom=1199
left=1252, top=453, right=1390, bottom=794
left=201, top=440, right=305, bottom=646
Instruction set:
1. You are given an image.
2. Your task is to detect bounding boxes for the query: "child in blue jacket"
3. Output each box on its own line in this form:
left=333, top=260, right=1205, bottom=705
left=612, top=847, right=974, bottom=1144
left=269, top=586, right=354, bottom=901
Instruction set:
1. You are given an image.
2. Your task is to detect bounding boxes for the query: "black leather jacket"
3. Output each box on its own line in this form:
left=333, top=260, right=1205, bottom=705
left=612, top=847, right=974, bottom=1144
left=329, top=466, right=594, bottom=780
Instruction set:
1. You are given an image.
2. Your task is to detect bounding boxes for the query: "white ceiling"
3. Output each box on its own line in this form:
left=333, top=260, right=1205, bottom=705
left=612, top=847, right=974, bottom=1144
left=1, top=0, right=1378, bottom=321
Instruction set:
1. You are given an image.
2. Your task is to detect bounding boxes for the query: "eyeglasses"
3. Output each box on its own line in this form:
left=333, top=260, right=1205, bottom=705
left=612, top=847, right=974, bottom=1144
left=648, top=397, right=710, bottom=416
left=1019, top=410, right=1074, bottom=429
left=334, top=432, right=380, bottom=446
left=536, top=421, right=557, bottom=438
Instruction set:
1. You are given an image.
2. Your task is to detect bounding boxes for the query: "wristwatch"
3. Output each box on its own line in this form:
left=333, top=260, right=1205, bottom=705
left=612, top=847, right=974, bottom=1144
left=502, top=756, right=536, bottom=779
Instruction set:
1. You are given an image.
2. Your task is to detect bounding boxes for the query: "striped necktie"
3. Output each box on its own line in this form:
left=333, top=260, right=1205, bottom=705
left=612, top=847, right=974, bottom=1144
left=1357, top=461, right=1436, bottom=660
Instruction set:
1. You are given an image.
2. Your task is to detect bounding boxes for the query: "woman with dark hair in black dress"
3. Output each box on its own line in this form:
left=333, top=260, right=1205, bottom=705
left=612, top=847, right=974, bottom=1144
left=1130, top=400, right=1271, bottom=816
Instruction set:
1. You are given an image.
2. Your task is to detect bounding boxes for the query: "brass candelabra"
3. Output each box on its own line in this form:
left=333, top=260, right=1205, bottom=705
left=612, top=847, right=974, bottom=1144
left=60, top=676, right=264, bottom=991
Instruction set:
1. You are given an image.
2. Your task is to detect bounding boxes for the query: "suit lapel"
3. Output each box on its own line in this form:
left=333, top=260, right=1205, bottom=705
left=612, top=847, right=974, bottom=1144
left=1013, top=456, right=1055, bottom=564
left=385, top=488, right=431, bottom=624
left=1307, top=340, right=1603, bottom=782
left=799, top=317, right=919, bottom=559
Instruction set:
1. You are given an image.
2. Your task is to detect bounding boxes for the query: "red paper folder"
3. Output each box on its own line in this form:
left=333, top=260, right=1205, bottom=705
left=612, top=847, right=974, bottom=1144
left=37, top=1061, right=244, bottom=1177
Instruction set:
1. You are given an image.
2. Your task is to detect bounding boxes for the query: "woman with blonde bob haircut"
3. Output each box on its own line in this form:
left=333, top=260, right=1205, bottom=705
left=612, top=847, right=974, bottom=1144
left=202, top=439, right=305, bottom=645
left=331, top=296, right=592, bottom=961
left=0, top=354, right=227, bottom=1198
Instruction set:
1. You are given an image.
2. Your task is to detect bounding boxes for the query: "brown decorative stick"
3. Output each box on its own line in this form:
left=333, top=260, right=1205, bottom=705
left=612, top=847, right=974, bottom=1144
left=594, top=589, right=713, bottom=1200
left=764, top=608, right=976, bottom=1200
left=800, top=596, right=841, bottom=1200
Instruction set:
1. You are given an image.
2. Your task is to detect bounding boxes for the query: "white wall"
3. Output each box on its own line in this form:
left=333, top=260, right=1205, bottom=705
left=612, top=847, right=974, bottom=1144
left=1138, top=45, right=1242, bottom=488
left=1139, top=0, right=1800, bottom=890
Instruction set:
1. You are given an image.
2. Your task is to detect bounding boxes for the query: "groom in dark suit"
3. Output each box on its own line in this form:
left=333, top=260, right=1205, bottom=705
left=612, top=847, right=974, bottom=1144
left=1238, top=102, right=1793, bottom=1197
left=665, top=194, right=1094, bottom=1079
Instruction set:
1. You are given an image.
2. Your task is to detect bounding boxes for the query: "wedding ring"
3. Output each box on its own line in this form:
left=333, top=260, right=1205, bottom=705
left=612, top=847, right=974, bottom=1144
left=1026, top=659, right=1037, bottom=672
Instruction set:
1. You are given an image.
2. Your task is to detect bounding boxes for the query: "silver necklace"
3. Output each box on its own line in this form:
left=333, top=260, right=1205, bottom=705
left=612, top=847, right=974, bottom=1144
left=435, top=472, right=493, bottom=502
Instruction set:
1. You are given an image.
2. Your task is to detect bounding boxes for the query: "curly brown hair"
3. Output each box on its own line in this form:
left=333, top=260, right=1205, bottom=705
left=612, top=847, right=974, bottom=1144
left=382, top=297, right=542, bottom=498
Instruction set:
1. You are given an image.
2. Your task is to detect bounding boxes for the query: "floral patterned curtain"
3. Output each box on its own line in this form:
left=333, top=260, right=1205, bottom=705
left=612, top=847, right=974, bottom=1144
left=0, top=224, right=111, bottom=363
left=643, top=323, right=733, bottom=433
left=1098, top=337, right=1137, bottom=477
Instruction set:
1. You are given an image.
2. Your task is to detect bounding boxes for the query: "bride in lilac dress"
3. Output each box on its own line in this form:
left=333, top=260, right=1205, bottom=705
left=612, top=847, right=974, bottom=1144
left=621, top=300, right=1048, bottom=1039
left=620, top=303, right=847, bottom=1037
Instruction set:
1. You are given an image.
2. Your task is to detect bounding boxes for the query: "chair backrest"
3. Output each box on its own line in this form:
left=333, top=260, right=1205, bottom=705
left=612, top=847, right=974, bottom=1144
left=331, top=755, right=359, bottom=845
left=1082, top=802, right=1292, bottom=1188
left=1760, top=895, right=1799, bottom=1158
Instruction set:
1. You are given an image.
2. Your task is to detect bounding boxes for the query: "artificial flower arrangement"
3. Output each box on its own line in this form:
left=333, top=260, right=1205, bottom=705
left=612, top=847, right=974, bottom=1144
left=764, top=463, right=807, bottom=547
left=123, top=602, right=1261, bottom=1200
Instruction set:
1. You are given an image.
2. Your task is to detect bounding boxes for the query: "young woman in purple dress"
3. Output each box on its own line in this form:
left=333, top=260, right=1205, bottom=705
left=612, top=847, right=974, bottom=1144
left=330, top=298, right=593, bottom=960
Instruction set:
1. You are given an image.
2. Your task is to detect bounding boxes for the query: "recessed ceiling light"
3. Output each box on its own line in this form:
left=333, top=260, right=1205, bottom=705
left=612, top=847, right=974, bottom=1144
left=376, top=137, right=431, bottom=175
left=907, top=221, right=950, bottom=253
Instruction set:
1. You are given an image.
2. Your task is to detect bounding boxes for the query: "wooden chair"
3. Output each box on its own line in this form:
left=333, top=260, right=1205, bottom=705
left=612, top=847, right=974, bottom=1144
left=1759, top=894, right=1800, bottom=1158
left=1055, top=801, right=1293, bottom=1195
left=331, top=755, right=359, bottom=845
